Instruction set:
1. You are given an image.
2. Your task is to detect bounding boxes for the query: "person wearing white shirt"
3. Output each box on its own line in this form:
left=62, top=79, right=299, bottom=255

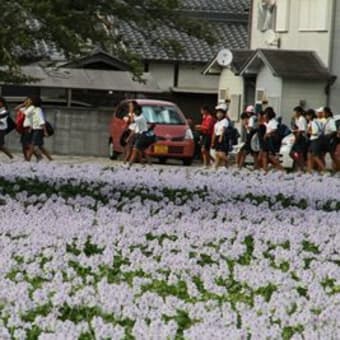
left=128, top=104, right=155, bottom=167
left=262, top=107, right=284, bottom=173
left=290, top=106, right=308, bottom=171
left=121, top=101, right=139, bottom=163
left=0, top=97, right=14, bottom=159
left=23, top=96, right=52, bottom=162
left=211, top=109, right=229, bottom=169
left=323, top=107, right=338, bottom=171
left=306, top=109, right=325, bottom=173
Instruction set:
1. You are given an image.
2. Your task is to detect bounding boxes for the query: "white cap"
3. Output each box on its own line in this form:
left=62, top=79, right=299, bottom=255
left=215, top=103, right=228, bottom=112
left=316, top=106, right=324, bottom=112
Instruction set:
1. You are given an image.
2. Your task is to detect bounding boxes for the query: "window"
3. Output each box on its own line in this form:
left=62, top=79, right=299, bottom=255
left=142, top=105, right=185, bottom=125
left=276, top=0, right=290, bottom=32
left=299, top=0, right=329, bottom=31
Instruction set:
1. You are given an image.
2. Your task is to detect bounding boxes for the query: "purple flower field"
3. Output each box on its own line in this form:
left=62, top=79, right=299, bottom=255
left=0, top=162, right=339, bottom=339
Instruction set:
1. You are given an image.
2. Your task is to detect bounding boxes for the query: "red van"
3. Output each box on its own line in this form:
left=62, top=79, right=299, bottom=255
left=109, top=99, right=195, bottom=165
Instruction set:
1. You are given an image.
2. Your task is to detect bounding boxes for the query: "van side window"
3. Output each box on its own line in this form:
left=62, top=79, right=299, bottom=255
left=116, top=105, right=129, bottom=119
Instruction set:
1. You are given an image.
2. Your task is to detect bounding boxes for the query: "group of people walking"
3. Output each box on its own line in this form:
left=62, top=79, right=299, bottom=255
left=196, top=103, right=340, bottom=173
left=0, top=96, right=53, bottom=161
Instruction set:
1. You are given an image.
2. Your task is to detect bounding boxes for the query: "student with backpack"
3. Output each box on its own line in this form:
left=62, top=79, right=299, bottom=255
left=0, top=97, right=14, bottom=159
left=323, top=107, right=338, bottom=171
left=211, top=108, right=230, bottom=169
left=290, top=106, right=308, bottom=171
left=262, top=107, right=284, bottom=173
left=306, top=109, right=325, bottom=173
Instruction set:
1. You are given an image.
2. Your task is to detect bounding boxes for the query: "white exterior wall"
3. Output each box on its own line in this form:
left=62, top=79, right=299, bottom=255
left=178, top=65, right=219, bottom=91
left=148, top=63, right=174, bottom=91
left=219, top=68, right=244, bottom=121
left=251, top=0, right=334, bottom=66
left=281, top=80, right=327, bottom=124
left=256, top=65, right=283, bottom=114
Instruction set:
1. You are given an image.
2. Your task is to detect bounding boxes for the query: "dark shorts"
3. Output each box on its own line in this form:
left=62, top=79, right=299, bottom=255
left=241, top=131, right=256, bottom=154
left=322, top=134, right=337, bottom=153
left=20, top=129, right=32, bottom=146
left=309, top=139, right=323, bottom=156
left=200, top=134, right=212, bottom=151
left=215, top=136, right=229, bottom=153
left=134, top=132, right=155, bottom=151
left=292, top=135, right=308, bottom=154
left=262, top=137, right=277, bottom=154
left=31, top=129, right=44, bottom=147
left=0, top=130, right=5, bottom=147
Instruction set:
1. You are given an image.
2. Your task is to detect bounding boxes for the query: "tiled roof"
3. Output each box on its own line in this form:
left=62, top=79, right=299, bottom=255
left=120, top=20, right=248, bottom=63
left=241, top=50, right=331, bottom=81
left=181, top=0, right=250, bottom=13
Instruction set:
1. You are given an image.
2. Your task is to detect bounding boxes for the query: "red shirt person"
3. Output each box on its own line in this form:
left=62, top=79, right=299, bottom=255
left=195, top=106, right=216, bottom=167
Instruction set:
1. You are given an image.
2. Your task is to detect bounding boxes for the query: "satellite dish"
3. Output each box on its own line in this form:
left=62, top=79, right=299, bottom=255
left=264, top=29, right=278, bottom=45
left=216, top=49, right=233, bottom=67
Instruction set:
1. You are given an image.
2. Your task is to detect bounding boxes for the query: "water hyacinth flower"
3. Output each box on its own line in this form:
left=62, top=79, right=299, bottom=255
left=0, top=161, right=339, bottom=338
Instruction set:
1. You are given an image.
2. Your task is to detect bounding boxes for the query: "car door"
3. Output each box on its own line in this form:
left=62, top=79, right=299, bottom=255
left=112, top=104, right=129, bottom=153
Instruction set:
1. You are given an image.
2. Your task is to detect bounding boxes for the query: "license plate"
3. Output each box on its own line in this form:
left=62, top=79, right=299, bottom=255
left=154, top=145, right=168, bottom=154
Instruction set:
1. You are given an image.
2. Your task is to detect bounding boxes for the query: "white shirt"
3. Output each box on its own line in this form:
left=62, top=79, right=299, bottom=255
left=324, top=118, right=337, bottom=135
left=295, top=116, right=307, bottom=132
left=214, top=118, right=229, bottom=136
left=23, top=106, right=45, bottom=129
left=248, top=115, right=257, bottom=129
left=310, top=120, right=323, bottom=141
left=265, top=118, right=278, bottom=133
left=0, top=108, right=8, bottom=131
left=134, top=115, right=148, bottom=134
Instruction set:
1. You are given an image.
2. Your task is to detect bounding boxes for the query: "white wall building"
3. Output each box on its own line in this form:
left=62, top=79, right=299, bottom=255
left=205, top=0, right=338, bottom=123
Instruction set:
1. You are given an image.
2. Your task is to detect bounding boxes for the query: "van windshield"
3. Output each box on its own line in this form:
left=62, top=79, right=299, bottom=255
left=142, top=105, right=185, bottom=125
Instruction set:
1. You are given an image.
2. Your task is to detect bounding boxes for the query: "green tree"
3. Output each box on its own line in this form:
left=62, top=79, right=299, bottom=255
left=0, top=0, right=213, bottom=82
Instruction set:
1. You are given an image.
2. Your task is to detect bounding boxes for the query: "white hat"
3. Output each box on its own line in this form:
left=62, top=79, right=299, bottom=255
left=215, top=103, right=228, bottom=112
left=316, top=106, right=324, bottom=112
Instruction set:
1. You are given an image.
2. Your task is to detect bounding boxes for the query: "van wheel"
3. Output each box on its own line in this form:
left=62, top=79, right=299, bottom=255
left=158, top=157, right=167, bottom=164
left=182, top=158, right=193, bottom=166
left=109, top=140, right=118, bottom=160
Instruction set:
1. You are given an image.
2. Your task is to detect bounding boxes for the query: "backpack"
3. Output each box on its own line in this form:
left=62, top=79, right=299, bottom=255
left=15, top=110, right=25, bottom=134
left=45, top=121, right=55, bottom=137
left=6, top=116, right=16, bottom=135
left=224, top=120, right=240, bottom=150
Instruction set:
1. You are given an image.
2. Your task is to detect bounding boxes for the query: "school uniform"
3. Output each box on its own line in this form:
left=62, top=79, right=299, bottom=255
left=264, top=118, right=279, bottom=154
left=134, top=115, right=154, bottom=151
left=308, top=120, right=323, bottom=156
left=20, top=106, right=35, bottom=146
left=292, top=116, right=308, bottom=153
left=323, top=118, right=337, bottom=153
left=0, top=108, right=8, bottom=147
left=214, top=118, right=229, bottom=153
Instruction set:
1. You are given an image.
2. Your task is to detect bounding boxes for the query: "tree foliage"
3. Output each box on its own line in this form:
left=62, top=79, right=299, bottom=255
left=0, top=0, right=213, bottom=82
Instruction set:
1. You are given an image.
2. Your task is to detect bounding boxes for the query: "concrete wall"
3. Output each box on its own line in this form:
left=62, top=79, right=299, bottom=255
left=281, top=80, right=327, bottom=124
left=148, top=63, right=174, bottom=91
left=6, top=107, right=113, bottom=157
left=251, top=0, right=334, bottom=66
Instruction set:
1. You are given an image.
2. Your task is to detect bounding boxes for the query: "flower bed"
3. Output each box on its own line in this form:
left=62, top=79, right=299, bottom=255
left=0, top=162, right=339, bottom=339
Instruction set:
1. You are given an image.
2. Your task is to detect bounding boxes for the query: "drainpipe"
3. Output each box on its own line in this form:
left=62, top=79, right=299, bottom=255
left=327, top=0, right=337, bottom=106
left=248, top=0, right=254, bottom=49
